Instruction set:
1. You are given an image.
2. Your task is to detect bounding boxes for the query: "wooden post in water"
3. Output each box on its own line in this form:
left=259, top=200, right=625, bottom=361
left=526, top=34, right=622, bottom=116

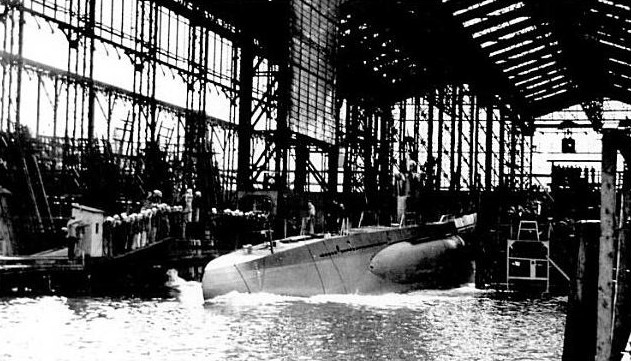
left=562, top=220, right=599, bottom=361
left=596, top=130, right=617, bottom=361
left=564, top=130, right=631, bottom=361
left=610, top=133, right=631, bottom=360
left=612, top=168, right=631, bottom=359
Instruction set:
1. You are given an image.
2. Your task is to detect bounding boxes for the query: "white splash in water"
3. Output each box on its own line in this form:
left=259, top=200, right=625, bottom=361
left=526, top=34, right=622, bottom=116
left=165, top=269, right=204, bottom=306
left=205, top=284, right=493, bottom=309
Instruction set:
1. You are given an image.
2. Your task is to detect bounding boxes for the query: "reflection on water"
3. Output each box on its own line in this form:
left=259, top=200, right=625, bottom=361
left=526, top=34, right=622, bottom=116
left=0, top=286, right=565, bottom=361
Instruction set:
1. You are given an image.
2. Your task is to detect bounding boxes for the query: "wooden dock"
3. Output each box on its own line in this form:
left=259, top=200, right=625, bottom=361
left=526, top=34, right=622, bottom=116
left=0, top=251, right=87, bottom=295
left=0, top=237, right=215, bottom=296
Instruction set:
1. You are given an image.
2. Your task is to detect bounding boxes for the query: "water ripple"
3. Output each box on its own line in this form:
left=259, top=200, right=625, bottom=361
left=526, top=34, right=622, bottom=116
left=0, top=289, right=565, bottom=361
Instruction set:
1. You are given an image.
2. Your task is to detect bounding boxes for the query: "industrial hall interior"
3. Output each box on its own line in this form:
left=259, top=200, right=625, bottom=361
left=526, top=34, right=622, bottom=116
left=1, top=0, right=631, bottom=359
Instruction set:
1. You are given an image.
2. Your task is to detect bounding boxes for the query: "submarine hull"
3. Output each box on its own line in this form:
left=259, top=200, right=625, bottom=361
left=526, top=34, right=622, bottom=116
left=202, top=223, right=473, bottom=299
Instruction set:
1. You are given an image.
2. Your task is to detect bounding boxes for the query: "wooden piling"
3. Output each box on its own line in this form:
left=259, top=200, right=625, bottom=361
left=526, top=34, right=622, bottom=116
left=562, top=221, right=599, bottom=361
left=612, top=169, right=631, bottom=360
left=596, top=130, right=617, bottom=361
left=564, top=131, right=631, bottom=361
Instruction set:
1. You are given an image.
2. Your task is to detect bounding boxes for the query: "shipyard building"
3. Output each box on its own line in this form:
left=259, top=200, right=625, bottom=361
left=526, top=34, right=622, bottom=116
left=0, top=0, right=630, bottom=360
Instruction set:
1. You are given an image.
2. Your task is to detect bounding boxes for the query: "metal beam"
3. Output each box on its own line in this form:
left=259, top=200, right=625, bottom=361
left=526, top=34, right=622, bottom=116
left=455, top=0, right=516, bottom=22
left=483, top=29, right=545, bottom=55
left=294, top=143, right=308, bottom=192
left=450, top=86, right=457, bottom=190
left=465, top=6, right=532, bottom=36
left=379, top=105, right=393, bottom=209
left=87, top=0, right=97, bottom=143
left=469, top=93, right=476, bottom=188
left=436, top=89, right=444, bottom=190
left=499, top=107, right=506, bottom=187
left=485, top=105, right=493, bottom=190
left=581, top=97, right=604, bottom=131
left=328, top=100, right=341, bottom=194
left=364, top=111, right=377, bottom=199
left=509, top=120, right=517, bottom=189
left=427, top=92, right=435, bottom=188
left=456, top=86, right=464, bottom=191
left=237, top=34, right=254, bottom=191
left=15, top=7, right=24, bottom=128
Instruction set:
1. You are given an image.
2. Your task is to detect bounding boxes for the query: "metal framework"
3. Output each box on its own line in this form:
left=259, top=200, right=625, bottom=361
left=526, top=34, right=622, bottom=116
left=2, top=0, right=630, bottom=218
left=0, top=1, right=245, bottom=203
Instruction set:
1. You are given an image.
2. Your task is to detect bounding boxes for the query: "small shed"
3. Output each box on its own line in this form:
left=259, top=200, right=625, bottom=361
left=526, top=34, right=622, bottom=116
left=71, top=203, right=104, bottom=257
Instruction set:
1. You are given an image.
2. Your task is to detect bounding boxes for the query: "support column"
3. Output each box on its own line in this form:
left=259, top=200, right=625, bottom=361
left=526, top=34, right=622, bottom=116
left=469, top=95, right=476, bottom=188
left=294, top=144, right=308, bottom=192
left=379, top=105, right=393, bottom=194
left=86, top=0, right=96, bottom=143
left=328, top=100, right=341, bottom=194
left=499, top=108, right=506, bottom=188
left=436, top=89, right=444, bottom=190
left=379, top=105, right=393, bottom=223
left=275, top=60, right=291, bottom=192
left=398, top=102, right=406, bottom=168
left=364, top=111, right=377, bottom=198
left=450, top=86, right=457, bottom=191
left=413, top=96, right=420, bottom=164
left=427, top=92, right=434, bottom=189
left=14, top=7, right=24, bottom=128
left=36, top=75, right=41, bottom=136
left=485, top=105, right=493, bottom=190
left=529, top=135, right=534, bottom=189
left=343, top=103, right=354, bottom=194
left=520, top=134, right=525, bottom=190
left=456, top=87, right=464, bottom=191
left=328, top=145, right=338, bottom=194
left=510, top=120, right=517, bottom=189
left=149, top=2, right=161, bottom=142
left=596, top=130, right=616, bottom=361
left=237, top=35, right=254, bottom=192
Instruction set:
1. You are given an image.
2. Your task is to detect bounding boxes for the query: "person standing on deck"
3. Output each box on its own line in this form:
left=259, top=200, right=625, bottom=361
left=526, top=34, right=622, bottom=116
left=307, top=201, right=316, bottom=235
left=193, top=191, right=202, bottom=223
left=337, top=201, right=348, bottom=234
left=65, top=218, right=84, bottom=260
left=152, top=190, right=163, bottom=205
left=141, top=191, right=153, bottom=210
left=192, top=191, right=204, bottom=241
left=183, top=189, right=194, bottom=239
left=183, top=189, right=194, bottom=223
left=103, top=216, right=114, bottom=256
left=111, top=215, right=122, bottom=255
left=129, top=214, right=140, bottom=250
left=120, top=213, right=131, bottom=252
left=150, top=207, right=158, bottom=243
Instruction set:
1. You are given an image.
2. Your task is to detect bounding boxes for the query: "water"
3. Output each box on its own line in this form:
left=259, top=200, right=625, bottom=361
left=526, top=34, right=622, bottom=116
left=0, top=286, right=566, bottom=361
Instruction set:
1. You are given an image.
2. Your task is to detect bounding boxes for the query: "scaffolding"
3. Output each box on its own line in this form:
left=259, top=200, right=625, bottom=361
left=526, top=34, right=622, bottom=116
left=0, top=0, right=541, bottom=249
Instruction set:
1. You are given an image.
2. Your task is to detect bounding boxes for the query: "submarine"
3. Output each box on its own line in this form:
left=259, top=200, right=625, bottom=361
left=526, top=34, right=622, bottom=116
left=201, top=213, right=476, bottom=299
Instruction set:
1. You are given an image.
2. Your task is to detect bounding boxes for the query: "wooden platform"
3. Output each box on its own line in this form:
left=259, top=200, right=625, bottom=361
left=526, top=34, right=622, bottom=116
left=0, top=237, right=216, bottom=296
left=0, top=254, right=87, bottom=295
left=0, top=253, right=85, bottom=274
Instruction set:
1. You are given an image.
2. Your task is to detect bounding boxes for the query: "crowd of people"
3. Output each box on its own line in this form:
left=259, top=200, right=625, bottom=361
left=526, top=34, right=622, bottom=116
left=298, top=199, right=351, bottom=236
left=101, top=202, right=186, bottom=257
left=65, top=188, right=206, bottom=259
